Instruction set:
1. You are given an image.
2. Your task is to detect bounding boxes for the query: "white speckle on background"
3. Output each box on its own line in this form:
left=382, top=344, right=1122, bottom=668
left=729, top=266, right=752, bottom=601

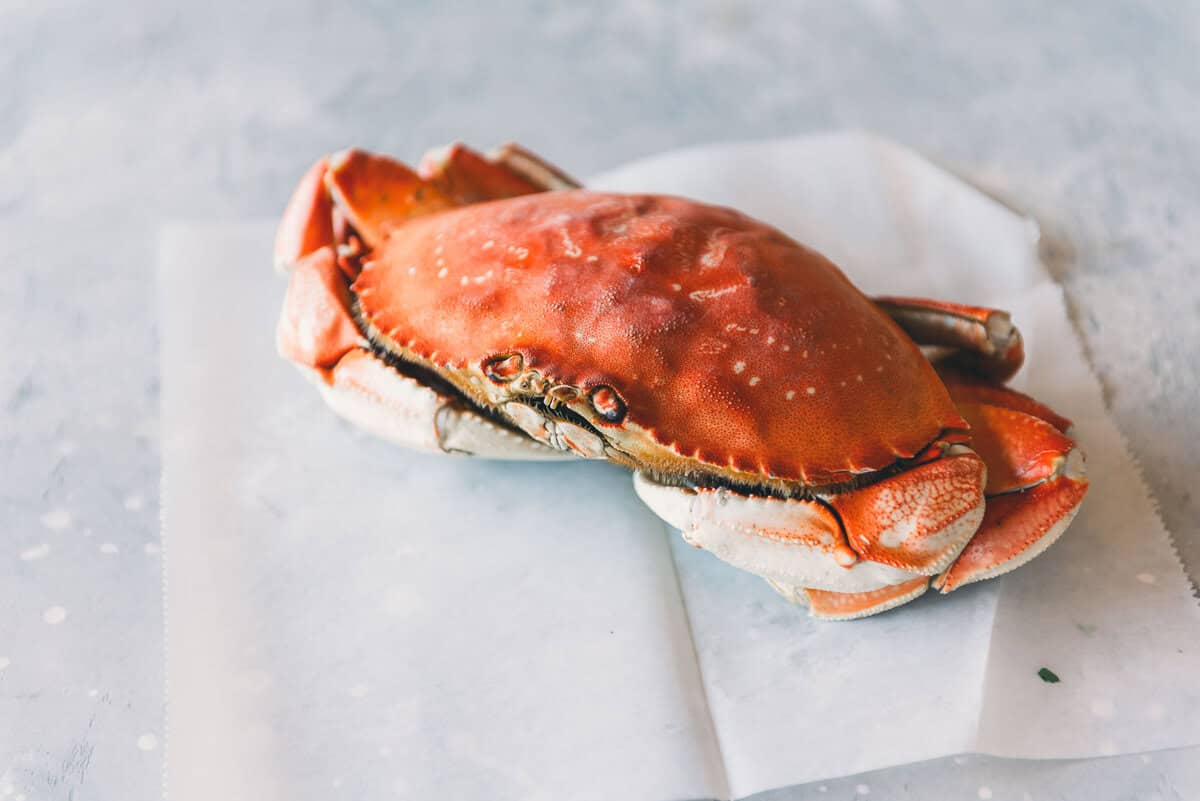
left=331, top=777, right=343, bottom=788
left=137, top=733, right=159, bottom=751
left=1100, top=740, right=1118, bottom=755
left=0, top=657, right=9, bottom=670
left=145, top=541, right=162, bottom=555
left=57, top=440, right=76, bottom=456
left=1141, top=754, right=1153, bottom=764
left=348, top=683, right=369, bottom=698
left=1091, top=698, right=1116, bottom=718
left=19, top=543, right=50, bottom=561
left=87, top=688, right=99, bottom=697
left=100, top=543, right=119, bottom=555
left=124, top=493, right=145, bottom=511
left=378, top=745, right=393, bottom=757
left=43, top=606, right=67, bottom=625
left=978, top=787, right=993, bottom=799
left=817, top=787, right=827, bottom=793
left=1147, top=702, right=1165, bottom=720
left=1136, top=572, right=1156, bottom=584
left=856, top=784, right=870, bottom=795
left=80, top=527, right=93, bottom=537
left=40, top=508, right=71, bottom=530
left=953, top=755, right=969, bottom=765
left=14, top=794, right=25, bottom=801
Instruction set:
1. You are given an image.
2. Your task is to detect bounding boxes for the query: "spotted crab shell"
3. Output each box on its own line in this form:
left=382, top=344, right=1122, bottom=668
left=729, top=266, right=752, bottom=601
left=354, top=190, right=967, bottom=487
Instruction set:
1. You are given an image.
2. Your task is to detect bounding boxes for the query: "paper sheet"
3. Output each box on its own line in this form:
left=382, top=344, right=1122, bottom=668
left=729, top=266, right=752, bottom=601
left=162, top=133, right=1200, bottom=801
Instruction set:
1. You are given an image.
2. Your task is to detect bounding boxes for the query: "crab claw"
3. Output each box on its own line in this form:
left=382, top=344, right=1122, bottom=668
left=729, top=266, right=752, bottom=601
left=934, top=386, right=1089, bottom=592
left=764, top=390, right=1087, bottom=615
left=955, top=401, right=1077, bottom=495
left=936, top=462, right=1088, bottom=592
left=633, top=445, right=986, bottom=611
left=633, top=474, right=924, bottom=593
left=825, top=446, right=987, bottom=576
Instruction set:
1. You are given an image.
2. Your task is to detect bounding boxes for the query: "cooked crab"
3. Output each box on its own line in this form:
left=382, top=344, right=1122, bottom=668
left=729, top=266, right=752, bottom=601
left=272, top=142, right=1088, bottom=620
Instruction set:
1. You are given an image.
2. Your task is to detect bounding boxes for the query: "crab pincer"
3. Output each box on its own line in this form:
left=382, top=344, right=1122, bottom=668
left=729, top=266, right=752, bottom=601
left=272, top=142, right=1088, bottom=619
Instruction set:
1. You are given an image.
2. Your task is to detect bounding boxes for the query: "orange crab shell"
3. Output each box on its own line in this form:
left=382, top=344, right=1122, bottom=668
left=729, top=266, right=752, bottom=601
left=353, top=190, right=969, bottom=486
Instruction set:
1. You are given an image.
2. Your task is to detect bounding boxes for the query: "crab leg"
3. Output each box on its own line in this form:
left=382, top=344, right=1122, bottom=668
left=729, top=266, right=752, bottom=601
left=274, top=157, right=335, bottom=273
left=875, top=297, right=1025, bottom=381
left=274, top=148, right=574, bottom=461
left=935, top=364, right=1072, bottom=432
left=419, top=141, right=581, bottom=201
left=771, top=576, right=932, bottom=621
left=273, top=143, right=572, bottom=274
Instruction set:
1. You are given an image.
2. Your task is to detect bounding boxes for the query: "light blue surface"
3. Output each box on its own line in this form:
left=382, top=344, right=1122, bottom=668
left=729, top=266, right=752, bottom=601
left=1, top=2, right=1198, bottom=798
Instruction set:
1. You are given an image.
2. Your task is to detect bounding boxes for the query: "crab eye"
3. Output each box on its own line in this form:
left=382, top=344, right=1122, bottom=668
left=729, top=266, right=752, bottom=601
left=484, top=353, right=523, bottom=383
left=589, top=385, right=626, bottom=423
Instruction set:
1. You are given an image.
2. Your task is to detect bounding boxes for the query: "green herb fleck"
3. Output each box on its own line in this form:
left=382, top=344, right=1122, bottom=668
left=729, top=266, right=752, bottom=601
left=1076, top=623, right=1098, bottom=636
left=1038, top=667, right=1061, bottom=684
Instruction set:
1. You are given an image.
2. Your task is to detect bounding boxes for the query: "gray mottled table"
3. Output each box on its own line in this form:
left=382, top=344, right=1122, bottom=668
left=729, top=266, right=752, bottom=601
left=2, top=2, right=1198, bottom=799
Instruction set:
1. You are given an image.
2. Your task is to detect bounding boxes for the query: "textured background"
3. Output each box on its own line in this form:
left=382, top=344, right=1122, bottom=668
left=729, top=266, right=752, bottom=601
left=1, top=1, right=1198, bottom=799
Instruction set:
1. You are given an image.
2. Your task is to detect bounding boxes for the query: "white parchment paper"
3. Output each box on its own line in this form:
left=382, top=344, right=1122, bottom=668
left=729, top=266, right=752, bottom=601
left=162, top=133, right=1200, bottom=801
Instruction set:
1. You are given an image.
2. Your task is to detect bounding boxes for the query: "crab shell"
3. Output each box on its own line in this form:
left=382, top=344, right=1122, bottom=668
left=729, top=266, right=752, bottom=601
left=273, top=144, right=1089, bottom=620
left=358, top=190, right=970, bottom=488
